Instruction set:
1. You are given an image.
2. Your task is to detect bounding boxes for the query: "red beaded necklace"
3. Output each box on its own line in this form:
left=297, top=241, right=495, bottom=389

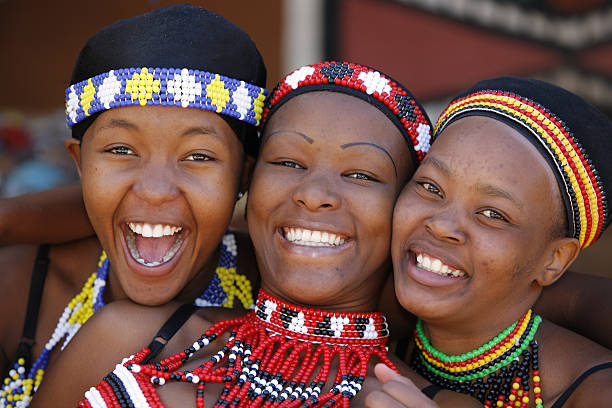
left=79, top=290, right=397, bottom=408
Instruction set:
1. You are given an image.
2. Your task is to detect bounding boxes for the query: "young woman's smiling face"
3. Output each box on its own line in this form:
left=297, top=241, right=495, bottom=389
left=247, top=91, right=414, bottom=311
left=392, top=116, right=576, bottom=331
left=67, top=105, right=246, bottom=305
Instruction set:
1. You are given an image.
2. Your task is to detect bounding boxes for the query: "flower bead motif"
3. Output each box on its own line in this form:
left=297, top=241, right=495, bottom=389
left=261, top=62, right=433, bottom=162
left=65, top=67, right=267, bottom=127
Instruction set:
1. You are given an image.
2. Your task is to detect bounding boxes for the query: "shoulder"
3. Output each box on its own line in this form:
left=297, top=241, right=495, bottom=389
left=539, top=320, right=612, bottom=405
left=559, top=362, right=612, bottom=407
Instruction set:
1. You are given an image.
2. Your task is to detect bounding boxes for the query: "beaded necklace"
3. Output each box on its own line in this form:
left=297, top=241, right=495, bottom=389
left=410, top=309, right=543, bottom=408
left=0, top=231, right=252, bottom=408
left=79, top=289, right=397, bottom=408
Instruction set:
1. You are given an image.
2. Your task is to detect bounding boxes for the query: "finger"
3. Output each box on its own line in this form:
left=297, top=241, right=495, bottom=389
left=365, top=390, right=406, bottom=408
left=374, top=363, right=401, bottom=384
left=381, top=379, right=439, bottom=408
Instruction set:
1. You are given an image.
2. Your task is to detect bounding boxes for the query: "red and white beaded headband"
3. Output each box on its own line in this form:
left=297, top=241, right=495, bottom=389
left=260, top=61, right=432, bottom=163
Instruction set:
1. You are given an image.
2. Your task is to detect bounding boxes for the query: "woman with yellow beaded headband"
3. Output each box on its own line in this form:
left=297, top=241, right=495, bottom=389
left=0, top=5, right=266, bottom=406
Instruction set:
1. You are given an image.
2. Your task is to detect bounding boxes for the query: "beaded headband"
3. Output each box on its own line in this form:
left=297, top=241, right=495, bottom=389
left=261, top=61, right=432, bottom=163
left=65, top=67, right=267, bottom=128
left=435, top=87, right=607, bottom=248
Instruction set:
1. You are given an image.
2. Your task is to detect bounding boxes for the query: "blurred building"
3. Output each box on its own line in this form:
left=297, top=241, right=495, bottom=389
left=1, top=0, right=611, bottom=276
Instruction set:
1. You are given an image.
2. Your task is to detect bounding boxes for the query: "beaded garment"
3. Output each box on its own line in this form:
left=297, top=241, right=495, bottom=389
left=0, top=231, right=252, bottom=408
left=411, top=309, right=544, bottom=408
left=79, top=289, right=396, bottom=408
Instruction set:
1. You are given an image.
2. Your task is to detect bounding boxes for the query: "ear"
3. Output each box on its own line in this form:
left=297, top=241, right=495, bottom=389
left=535, top=237, right=581, bottom=287
left=239, top=154, right=255, bottom=196
left=65, top=138, right=83, bottom=178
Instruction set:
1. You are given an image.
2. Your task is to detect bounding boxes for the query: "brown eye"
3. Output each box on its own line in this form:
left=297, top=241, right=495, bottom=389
left=272, top=160, right=304, bottom=169
left=345, top=172, right=378, bottom=182
left=184, top=152, right=213, bottom=161
left=106, top=146, right=135, bottom=155
left=419, top=182, right=442, bottom=196
left=480, top=209, right=508, bottom=222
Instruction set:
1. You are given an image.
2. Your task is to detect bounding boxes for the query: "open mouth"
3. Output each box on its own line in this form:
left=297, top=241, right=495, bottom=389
left=125, top=222, right=185, bottom=267
left=281, top=227, right=347, bottom=247
left=415, top=252, right=466, bottom=278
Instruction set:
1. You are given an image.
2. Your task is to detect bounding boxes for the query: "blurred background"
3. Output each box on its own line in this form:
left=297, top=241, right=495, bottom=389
left=1, top=0, right=611, bottom=276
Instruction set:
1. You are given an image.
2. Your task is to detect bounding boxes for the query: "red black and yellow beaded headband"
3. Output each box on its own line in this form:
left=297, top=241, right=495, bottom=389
left=260, top=61, right=432, bottom=163
left=435, top=77, right=611, bottom=248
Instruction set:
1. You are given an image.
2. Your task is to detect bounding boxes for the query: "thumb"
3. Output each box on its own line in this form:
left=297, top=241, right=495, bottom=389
left=374, top=363, right=407, bottom=384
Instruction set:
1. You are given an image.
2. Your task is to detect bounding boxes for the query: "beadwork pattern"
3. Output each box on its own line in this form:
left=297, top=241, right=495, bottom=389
left=261, top=61, right=432, bottom=162
left=411, top=309, right=543, bottom=408
left=0, top=252, right=109, bottom=408
left=435, top=90, right=606, bottom=248
left=1, top=231, right=252, bottom=408
left=65, top=67, right=267, bottom=127
left=79, top=289, right=397, bottom=408
left=194, top=232, right=253, bottom=309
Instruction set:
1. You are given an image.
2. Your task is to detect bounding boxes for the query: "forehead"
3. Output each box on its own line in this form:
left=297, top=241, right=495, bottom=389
left=86, top=105, right=237, bottom=141
left=263, top=91, right=408, bottom=151
left=430, top=116, right=559, bottom=198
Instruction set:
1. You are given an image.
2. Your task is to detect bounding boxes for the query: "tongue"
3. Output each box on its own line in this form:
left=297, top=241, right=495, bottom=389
left=135, top=234, right=177, bottom=263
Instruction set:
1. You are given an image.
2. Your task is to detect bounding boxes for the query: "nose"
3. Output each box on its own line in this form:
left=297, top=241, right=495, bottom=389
left=132, top=161, right=180, bottom=205
left=292, top=171, right=341, bottom=212
left=424, top=205, right=466, bottom=244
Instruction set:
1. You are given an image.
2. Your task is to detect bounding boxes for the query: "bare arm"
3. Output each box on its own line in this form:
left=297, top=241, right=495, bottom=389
left=536, top=270, right=612, bottom=349
left=0, top=184, right=94, bottom=245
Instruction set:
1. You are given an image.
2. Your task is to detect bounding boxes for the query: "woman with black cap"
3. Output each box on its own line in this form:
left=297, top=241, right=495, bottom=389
left=0, top=5, right=266, bottom=406
left=387, top=77, right=612, bottom=407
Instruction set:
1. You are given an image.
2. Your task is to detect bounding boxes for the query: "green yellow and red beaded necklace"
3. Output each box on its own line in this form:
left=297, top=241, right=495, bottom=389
left=410, top=309, right=544, bottom=408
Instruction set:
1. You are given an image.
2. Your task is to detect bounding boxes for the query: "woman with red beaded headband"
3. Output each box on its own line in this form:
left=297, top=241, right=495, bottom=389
left=389, top=76, right=612, bottom=407
left=27, top=61, right=481, bottom=408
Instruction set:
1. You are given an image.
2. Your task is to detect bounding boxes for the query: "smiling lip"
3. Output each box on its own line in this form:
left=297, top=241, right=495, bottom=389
left=277, top=225, right=352, bottom=257
left=405, top=248, right=468, bottom=287
left=119, top=221, right=189, bottom=278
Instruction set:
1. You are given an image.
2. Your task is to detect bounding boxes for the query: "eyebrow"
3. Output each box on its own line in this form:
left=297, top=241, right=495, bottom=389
left=422, top=156, right=451, bottom=176
left=340, top=142, right=397, bottom=177
left=97, top=118, right=138, bottom=132
left=98, top=120, right=221, bottom=140
left=265, top=130, right=314, bottom=144
left=181, top=125, right=219, bottom=138
left=476, top=183, right=523, bottom=209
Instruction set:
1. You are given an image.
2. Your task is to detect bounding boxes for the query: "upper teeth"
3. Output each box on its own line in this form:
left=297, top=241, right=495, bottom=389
left=283, top=227, right=346, bottom=246
left=416, top=253, right=465, bottom=277
left=128, top=222, right=182, bottom=238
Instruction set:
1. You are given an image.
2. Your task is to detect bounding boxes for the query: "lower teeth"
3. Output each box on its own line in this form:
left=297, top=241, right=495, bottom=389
left=126, top=229, right=184, bottom=267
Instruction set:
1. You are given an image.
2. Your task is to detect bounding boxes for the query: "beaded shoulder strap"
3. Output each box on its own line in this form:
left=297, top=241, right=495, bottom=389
left=0, top=230, right=254, bottom=408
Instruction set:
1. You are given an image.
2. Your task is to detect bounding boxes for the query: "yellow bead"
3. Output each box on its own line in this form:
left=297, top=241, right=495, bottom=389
left=533, top=375, right=541, bottom=383
left=522, top=396, right=529, bottom=403
left=535, top=398, right=543, bottom=405
left=496, top=401, right=504, bottom=407
left=509, top=395, right=516, bottom=401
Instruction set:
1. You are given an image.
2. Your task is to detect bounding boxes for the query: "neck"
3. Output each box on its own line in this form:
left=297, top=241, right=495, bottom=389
left=422, top=309, right=534, bottom=356
left=260, top=283, right=381, bottom=314
left=175, top=245, right=222, bottom=303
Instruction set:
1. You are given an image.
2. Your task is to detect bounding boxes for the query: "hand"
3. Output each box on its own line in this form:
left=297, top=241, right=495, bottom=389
left=365, top=363, right=440, bottom=408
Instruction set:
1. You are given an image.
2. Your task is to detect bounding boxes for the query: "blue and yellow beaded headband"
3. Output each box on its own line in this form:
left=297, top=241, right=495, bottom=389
left=65, top=67, right=267, bottom=128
